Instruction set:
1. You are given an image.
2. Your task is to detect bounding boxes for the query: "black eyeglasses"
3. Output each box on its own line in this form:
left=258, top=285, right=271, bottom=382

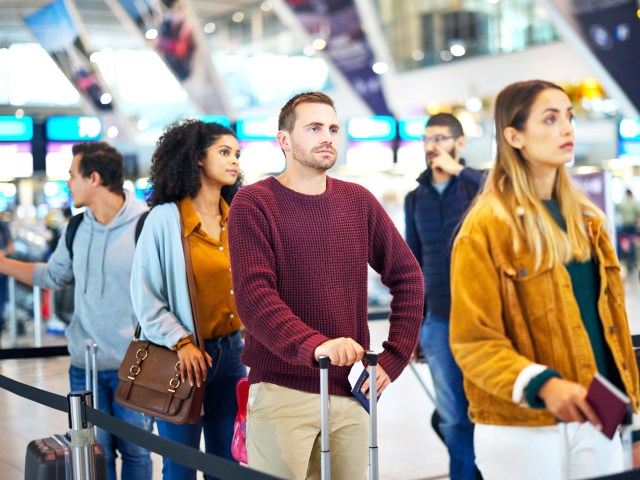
left=423, top=135, right=456, bottom=145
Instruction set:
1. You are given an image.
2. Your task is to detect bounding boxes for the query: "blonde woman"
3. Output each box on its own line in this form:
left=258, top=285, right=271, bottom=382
left=450, top=80, right=640, bottom=479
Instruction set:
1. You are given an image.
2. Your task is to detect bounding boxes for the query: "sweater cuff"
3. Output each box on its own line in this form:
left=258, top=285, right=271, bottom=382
left=513, top=363, right=548, bottom=405
left=377, top=350, right=408, bottom=382
left=299, top=334, right=330, bottom=368
left=525, top=369, right=562, bottom=409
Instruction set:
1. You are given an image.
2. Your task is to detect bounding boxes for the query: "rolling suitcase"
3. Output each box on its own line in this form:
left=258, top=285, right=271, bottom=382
left=24, top=434, right=106, bottom=480
left=24, top=341, right=107, bottom=479
left=319, top=351, right=380, bottom=480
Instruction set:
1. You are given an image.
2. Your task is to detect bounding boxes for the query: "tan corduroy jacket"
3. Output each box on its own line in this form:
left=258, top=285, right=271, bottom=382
left=450, top=197, right=640, bottom=427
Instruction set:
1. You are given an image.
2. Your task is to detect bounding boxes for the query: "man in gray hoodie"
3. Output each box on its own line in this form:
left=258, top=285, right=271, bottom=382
left=0, top=142, right=152, bottom=480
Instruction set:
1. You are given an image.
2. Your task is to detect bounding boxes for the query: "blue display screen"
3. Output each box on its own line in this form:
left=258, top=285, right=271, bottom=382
left=619, top=118, right=640, bottom=141
left=46, top=116, right=102, bottom=141
left=398, top=116, right=429, bottom=141
left=347, top=116, right=396, bottom=141
left=0, top=116, right=33, bottom=141
left=200, top=115, right=232, bottom=128
left=236, top=116, right=278, bottom=140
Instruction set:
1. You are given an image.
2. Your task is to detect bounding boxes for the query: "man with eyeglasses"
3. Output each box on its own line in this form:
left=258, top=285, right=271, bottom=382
left=404, top=113, right=485, bottom=480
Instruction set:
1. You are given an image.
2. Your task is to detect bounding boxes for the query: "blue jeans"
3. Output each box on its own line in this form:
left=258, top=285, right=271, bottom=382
left=420, top=312, right=477, bottom=480
left=69, top=366, right=153, bottom=480
left=156, top=330, right=247, bottom=480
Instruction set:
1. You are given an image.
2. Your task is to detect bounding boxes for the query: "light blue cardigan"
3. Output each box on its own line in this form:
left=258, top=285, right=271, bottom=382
left=130, top=202, right=195, bottom=349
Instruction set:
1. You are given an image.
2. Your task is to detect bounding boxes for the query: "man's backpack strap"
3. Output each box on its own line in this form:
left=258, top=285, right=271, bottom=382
left=135, top=211, right=149, bottom=243
left=65, top=213, right=84, bottom=261
left=65, top=210, right=150, bottom=260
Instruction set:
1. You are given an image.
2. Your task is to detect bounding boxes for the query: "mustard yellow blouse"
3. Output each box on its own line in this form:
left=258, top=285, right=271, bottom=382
left=178, top=197, right=242, bottom=340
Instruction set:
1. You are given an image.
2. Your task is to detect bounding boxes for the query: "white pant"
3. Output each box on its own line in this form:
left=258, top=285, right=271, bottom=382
left=474, top=423, right=624, bottom=480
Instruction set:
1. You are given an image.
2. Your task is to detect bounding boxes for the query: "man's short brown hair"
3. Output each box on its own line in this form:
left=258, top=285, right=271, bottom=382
left=72, top=141, right=124, bottom=195
left=278, top=92, right=336, bottom=132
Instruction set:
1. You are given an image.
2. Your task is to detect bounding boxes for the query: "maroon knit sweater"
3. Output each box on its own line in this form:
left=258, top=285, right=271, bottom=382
left=228, top=176, right=424, bottom=396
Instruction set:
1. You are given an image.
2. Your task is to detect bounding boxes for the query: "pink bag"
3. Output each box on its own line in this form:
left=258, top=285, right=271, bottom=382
left=231, top=377, right=249, bottom=463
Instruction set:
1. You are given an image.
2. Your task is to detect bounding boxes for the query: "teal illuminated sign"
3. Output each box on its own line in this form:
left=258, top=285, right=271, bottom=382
left=46, top=116, right=102, bottom=141
left=0, top=116, right=33, bottom=141
left=347, top=116, right=396, bottom=141
left=200, top=115, right=231, bottom=128
left=399, top=116, right=429, bottom=141
left=236, top=116, right=278, bottom=140
left=619, top=118, right=640, bottom=141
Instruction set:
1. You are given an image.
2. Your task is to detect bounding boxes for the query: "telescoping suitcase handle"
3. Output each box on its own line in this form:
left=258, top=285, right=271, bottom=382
left=319, top=356, right=331, bottom=480
left=318, top=352, right=380, bottom=480
left=85, top=340, right=99, bottom=438
left=365, top=351, right=379, bottom=480
left=84, top=340, right=98, bottom=409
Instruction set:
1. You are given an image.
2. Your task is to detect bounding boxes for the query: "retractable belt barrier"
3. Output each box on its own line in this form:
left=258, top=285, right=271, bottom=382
left=0, top=368, right=280, bottom=479
left=0, top=345, right=69, bottom=360
left=4, top=338, right=640, bottom=478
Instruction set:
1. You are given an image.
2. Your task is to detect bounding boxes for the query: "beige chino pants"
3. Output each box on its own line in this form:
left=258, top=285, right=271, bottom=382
left=247, top=382, right=369, bottom=480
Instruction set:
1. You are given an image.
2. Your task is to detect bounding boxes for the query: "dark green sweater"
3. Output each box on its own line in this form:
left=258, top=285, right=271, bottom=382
left=526, top=200, right=621, bottom=408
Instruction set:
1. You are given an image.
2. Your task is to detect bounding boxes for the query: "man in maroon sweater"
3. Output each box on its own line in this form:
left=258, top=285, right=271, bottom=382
left=228, top=92, right=424, bottom=479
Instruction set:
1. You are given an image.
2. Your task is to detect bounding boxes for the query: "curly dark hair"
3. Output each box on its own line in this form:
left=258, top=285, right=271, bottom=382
left=147, top=119, right=243, bottom=207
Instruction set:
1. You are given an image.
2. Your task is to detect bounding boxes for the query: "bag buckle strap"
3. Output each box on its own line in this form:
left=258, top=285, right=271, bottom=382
left=127, top=347, right=148, bottom=381
left=168, top=362, right=181, bottom=393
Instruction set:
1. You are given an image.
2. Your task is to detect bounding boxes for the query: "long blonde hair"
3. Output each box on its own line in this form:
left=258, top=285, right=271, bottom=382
left=484, top=80, right=602, bottom=269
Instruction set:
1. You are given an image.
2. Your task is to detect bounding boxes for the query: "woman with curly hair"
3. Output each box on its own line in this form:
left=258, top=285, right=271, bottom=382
left=131, top=119, right=247, bottom=479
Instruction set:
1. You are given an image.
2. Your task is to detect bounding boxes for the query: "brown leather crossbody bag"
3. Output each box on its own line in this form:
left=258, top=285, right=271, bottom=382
left=115, top=213, right=205, bottom=424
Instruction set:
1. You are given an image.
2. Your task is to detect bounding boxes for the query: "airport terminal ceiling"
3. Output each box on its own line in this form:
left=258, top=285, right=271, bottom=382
left=0, top=0, right=637, bottom=152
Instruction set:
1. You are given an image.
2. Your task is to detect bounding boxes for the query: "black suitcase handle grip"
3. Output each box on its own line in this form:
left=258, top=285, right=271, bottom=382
left=318, top=356, right=330, bottom=369
left=364, top=351, right=378, bottom=366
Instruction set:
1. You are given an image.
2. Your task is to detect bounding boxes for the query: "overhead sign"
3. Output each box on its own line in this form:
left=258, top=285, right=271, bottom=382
left=46, top=116, right=102, bottom=141
left=200, top=115, right=231, bottom=128
left=0, top=116, right=34, bottom=141
left=236, top=116, right=278, bottom=141
left=284, top=0, right=393, bottom=116
left=398, top=116, right=429, bottom=141
left=24, top=0, right=114, bottom=111
left=347, top=116, right=396, bottom=141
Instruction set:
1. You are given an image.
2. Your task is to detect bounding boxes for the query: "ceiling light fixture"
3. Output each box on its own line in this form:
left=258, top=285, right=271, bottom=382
left=372, top=61, right=388, bottom=74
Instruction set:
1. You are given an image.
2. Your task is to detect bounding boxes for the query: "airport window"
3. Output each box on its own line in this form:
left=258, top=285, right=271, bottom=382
left=375, top=0, right=559, bottom=71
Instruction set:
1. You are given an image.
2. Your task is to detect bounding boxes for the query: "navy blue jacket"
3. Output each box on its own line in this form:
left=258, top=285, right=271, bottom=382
left=404, top=163, right=485, bottom=319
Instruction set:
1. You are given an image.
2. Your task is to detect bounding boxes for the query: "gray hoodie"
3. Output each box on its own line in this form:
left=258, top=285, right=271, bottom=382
left=33, top=190, right=148, bottom=370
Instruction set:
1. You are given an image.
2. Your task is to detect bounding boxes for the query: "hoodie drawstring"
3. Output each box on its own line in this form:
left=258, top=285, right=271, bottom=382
left=82, top=223, right=94, bottom=296
left=99, top=230, right=109, bottom=298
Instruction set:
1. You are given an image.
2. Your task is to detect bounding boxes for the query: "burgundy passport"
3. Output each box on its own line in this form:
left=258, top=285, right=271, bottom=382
left=585, top=372, right=630, bottom=440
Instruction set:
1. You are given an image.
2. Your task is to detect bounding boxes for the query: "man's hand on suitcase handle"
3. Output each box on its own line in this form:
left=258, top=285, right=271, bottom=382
left=538, top=377, right=601, bottom=427
left=177, top=343, right=213, bottom=388
left=314, top=337, right=364, bottom=367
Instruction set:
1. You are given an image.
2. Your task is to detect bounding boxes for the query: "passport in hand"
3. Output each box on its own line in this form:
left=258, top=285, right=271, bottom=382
left=351, top=367, right=381, bottom=414
left=585, top=372, right=630, bottom=440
